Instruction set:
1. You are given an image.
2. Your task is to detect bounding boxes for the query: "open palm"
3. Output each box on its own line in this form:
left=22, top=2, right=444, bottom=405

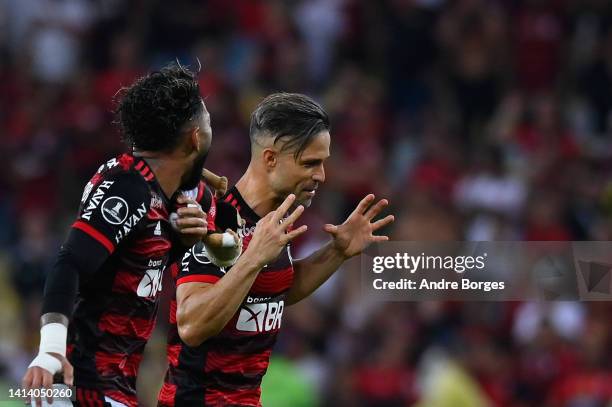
left=324, top=194, right=394, bottom=259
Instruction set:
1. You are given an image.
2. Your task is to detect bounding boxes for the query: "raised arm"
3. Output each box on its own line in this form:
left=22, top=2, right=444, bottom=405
left=287, top=194, right=394, bottom=305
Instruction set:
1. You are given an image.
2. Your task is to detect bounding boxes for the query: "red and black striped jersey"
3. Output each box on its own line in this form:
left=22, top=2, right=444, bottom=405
left=66, top=153, right=215, bottom=407
left=159, top=186, right=294, bottom=407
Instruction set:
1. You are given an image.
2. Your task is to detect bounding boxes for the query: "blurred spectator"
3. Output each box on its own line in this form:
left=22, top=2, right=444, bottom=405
left=261, top=356, right=317, bottom=407
left=513, top=0, right=565, bottom=92
left=415, top=349, right=491, bottom=407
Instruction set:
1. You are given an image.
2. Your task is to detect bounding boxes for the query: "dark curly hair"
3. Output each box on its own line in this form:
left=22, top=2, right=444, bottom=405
left=249, top=93, right=330, bottom=159
left=115, top=63, right=203, bottom=152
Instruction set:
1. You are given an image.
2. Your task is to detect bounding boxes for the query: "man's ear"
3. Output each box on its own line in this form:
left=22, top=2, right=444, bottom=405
left=262, top=148, right=277, bottom=169
left=189, top=126, right=201, bottom=154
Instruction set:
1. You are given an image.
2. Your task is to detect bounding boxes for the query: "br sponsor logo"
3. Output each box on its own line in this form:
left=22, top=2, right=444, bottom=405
left=236, top=299, right=284, bottom=333
left=81, top=181, right=114, bottom=221
left=101, top=196, right=129, bottom=225
left=137, top=267, right=164, bottom=298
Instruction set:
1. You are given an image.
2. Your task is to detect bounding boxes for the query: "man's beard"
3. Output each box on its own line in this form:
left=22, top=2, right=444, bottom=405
left=180, top=151, right=208, bottom=190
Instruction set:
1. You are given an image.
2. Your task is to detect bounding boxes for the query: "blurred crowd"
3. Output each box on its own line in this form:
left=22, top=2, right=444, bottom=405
left=1, top=0, right=611, bottom=406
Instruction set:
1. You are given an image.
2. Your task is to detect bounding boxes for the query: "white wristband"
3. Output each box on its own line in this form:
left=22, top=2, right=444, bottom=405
left=205, top=240, right=243, bottom=268
left=221, top=232, right=238, bottom=247
left=39, top=323, right=68, bottom=356
left=28, top=353, right=62, bottom=375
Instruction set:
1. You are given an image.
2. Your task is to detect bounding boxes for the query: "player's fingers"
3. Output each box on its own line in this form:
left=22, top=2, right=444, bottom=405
left=272, top=194, right=296, bottom=223
left=175, top=217, right=207, bottom=229
left=177, top=197, right=202, bottom=210
left=22, top=369, right=33, bottom=403
left=175, top=194, right=189, bottom=204
left=62, top=358, right=74, bottom=386
left=216, top=177, right=229, bottom=197
left=364, top=199, right=389, bottom=220
left=283, top=225, right=308, bottom=243
left=42, top=370, right=53, bottom=404
left=372, top=215, right=395, bottom=231
left=184, top=198, right=200, bottom=206
left=352, top=194, right=375, bottom=216
left=323, top=224, right=338, bottom=235
left=30, top=369, right=42, bottom=407
left=177, top=206, right=206, bottom=217
left=371, top=235, right=389, bottom=242
left=215, top=186, right=226, bottom=199
left=22, top=368, right=32, bottom=389
left=282, top=205, right=304, bottom=229
left=202, top=168, right=226, bottom=190
left=201, top=168, right=221, bottom=181
left=179, top=227, right=208, bottom=236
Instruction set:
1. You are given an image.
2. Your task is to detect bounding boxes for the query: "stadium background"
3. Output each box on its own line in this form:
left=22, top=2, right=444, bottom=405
left=0, top=0, right=611, bottom=406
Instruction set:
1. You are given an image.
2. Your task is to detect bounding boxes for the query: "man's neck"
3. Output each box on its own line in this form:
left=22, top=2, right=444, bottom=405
left=235, top=167, right=279, bottom=217
left=136, top=153, right=184, bottom=198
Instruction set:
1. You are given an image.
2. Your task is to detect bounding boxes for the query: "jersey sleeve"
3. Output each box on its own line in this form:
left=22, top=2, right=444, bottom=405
left=176, top=241, right=226, bottom=286
left=196, top=182, right=217, bottom=232
left=214, top=200, right=241, bottom=231
left=71, top=171, right=151, bottom=254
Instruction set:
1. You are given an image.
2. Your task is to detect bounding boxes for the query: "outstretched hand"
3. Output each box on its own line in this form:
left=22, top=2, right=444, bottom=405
left=324, top=194, right=394, bottom=259
left=247, top=194, right=308, bottom=269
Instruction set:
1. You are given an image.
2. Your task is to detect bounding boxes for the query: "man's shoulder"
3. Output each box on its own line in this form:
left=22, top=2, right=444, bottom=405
left=93, top=154, right=154, bottom=190
left=79, top=154, right=154, bottom=211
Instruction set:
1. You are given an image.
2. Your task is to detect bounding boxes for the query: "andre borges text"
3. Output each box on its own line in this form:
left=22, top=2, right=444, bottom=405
left=370, top=253, right=506, bottom=292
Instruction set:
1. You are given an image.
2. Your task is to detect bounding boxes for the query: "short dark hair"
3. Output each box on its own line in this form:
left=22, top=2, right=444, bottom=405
left=249, top=93, right=330, bottom=159
left=115, top=62, right=203, bottom=151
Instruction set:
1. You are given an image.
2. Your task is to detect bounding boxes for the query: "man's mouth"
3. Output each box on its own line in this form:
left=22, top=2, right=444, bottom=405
left=302, top=187, right=317, bottom=197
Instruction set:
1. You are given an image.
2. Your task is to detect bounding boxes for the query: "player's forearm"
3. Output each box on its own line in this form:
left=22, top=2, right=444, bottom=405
left=42, top=249, right=81, bottom=319
left=33, top=249, right=79, bottom=368
left=286, top=241, right=346, bottom=305
left=177, top=255, right=263, bottom=346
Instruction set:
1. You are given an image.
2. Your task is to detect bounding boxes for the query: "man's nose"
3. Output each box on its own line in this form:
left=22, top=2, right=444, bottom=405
left=313, top=164, right=325, bottom=183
